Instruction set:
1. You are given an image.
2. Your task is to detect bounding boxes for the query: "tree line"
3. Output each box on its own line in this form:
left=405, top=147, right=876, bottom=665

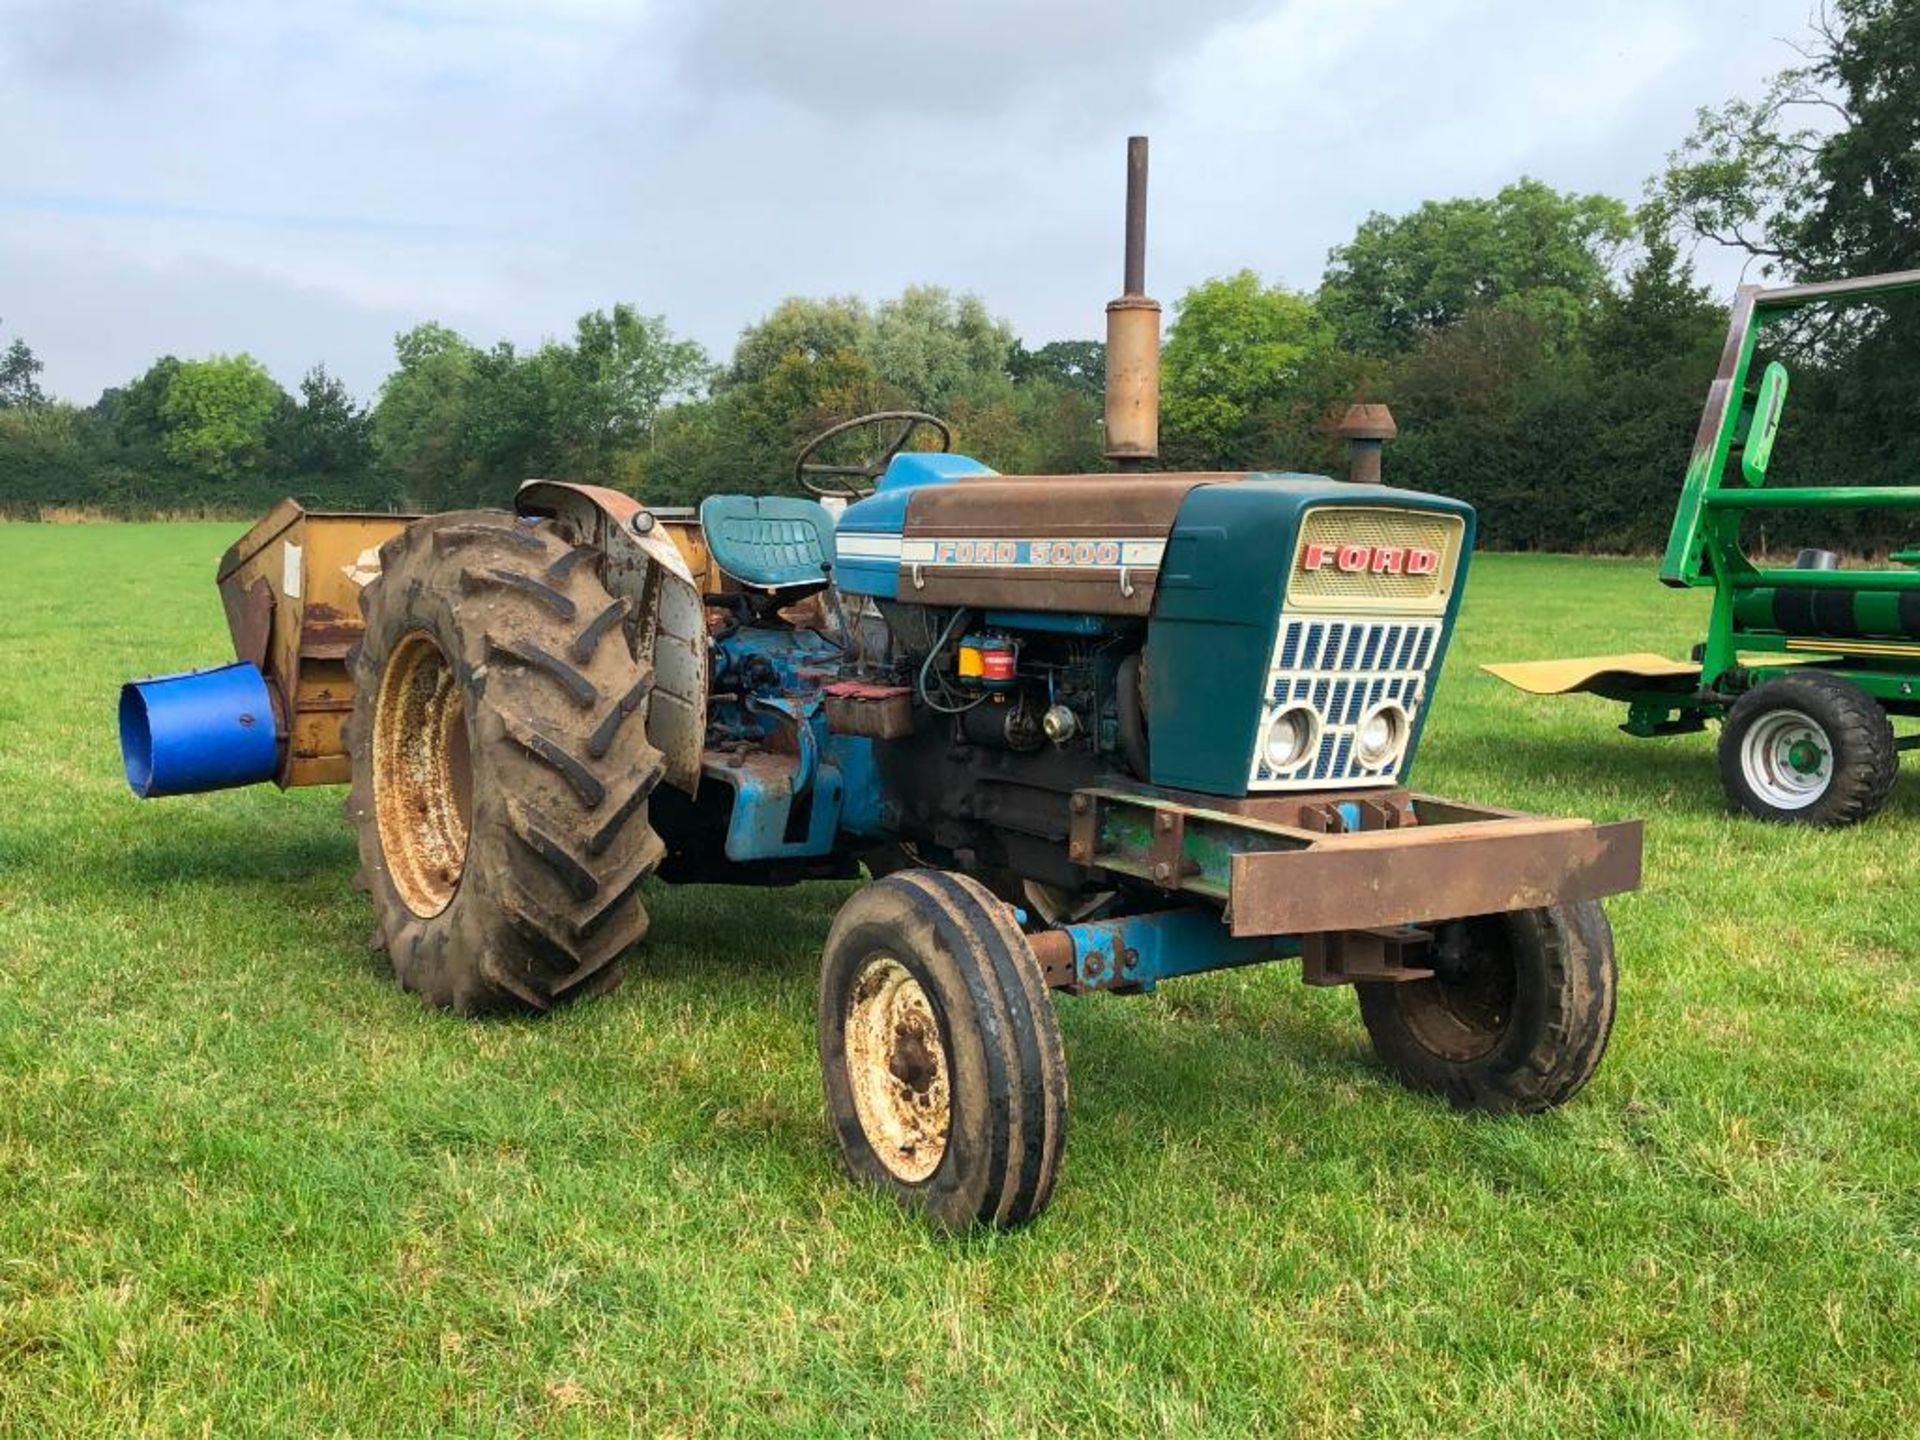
left=1, top=0, right=1911, bottom=553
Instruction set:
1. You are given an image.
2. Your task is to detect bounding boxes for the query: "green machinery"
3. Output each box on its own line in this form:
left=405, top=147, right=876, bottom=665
left=1488, top=269, right=1920, bottom=825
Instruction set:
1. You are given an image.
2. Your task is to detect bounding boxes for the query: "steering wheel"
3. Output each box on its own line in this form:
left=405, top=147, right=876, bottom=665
left=794, top=410, right=952, bottom=499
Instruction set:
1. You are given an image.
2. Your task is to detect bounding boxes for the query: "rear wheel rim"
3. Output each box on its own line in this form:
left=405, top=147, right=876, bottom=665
left=1740, top=708, right=1832, bottom=810
left=372, top=631, right=472, bottom=918
left=845, top=955, right=951, bottom=1184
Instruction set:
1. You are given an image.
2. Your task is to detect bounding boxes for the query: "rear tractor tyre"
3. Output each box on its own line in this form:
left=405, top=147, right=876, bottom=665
left=347, top=510, right=667, bottom=1015
left=1718, top=673, right=1896, bottom=826
left=818, top=871, right=1069, bottom=1231
left=1356, top=901, right=1616, bottom=1114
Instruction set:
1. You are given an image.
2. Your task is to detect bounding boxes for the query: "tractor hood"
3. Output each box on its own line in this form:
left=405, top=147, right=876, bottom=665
left=836, top=454, right=1471, bottom=619
left=838, top=453, right=1297, bottom=615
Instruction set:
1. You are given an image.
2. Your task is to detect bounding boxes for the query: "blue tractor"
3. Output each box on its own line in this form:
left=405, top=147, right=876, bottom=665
left=119, top=142, right=1640, bottom=1229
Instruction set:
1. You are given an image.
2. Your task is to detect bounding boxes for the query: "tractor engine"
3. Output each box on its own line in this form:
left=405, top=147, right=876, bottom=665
left=814, top=453, right=1476, bottom=902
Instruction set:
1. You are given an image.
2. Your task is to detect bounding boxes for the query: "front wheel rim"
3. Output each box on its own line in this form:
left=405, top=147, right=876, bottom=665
left=1740, top=708, right=1833, bottom=810
left=1401, top=918, right=1517, bottom=1062
left=845, top=955, right=951, bottom=1184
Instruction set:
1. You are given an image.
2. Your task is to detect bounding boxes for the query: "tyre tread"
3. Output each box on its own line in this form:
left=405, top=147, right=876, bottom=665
left=347, top=508, right=666, bottom=1015
left=1357, top=900, right=1616, bottom=1114
left=818, top=870, right=1069, bottom=1231
left=1718, top=671, right=1897, bottom=826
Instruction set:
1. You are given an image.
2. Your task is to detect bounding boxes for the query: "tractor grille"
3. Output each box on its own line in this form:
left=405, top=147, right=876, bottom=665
left=1287, top=506, right=1465, bottom=614
left=1249, top=615, right=1445, bottom=790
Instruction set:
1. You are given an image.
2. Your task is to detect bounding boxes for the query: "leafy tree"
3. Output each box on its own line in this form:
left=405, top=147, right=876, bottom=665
left=654, top=286, right=1020, bottom=504
left=370, top=309, right=711, bottom=507
left=691, top=344, right=906, bottom=500
left=1654, top=0, right=1920, bottom=549
left=865, top=286, right=1016, bottom=409
left=1589, top=231, right=1722, bottom=367
left=1238, top=343, right=1384, bottom=477
left=156, top=354, right=284, bottom=481
left=1160, top=270, right=1332, bottom=463
left=0, top=324, right=45, bottom=410
left=464, top=342, right=536, bottom=476
left=1577, top=239, right=1728, bottom=549
left=726, top=287, right=1014, bottom=410
left=1654, top=0, right=1919, bottom=280
left=726, top=297, right=872, bottom=388
left=99, top=356, right=182, bottom=452
left=268, top=365, right=375, bottom=483
left=1321, top=179, right=1633, bottom=353
left=372, top=323, right=480, bottom=509
left=1009, top=339, right=1105, bottom=398
left=948, top=382, right=1105, bottom=475
left=543, top=305, right=711, bottom=481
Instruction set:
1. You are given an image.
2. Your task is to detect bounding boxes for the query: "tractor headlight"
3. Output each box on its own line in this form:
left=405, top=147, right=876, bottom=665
left=1356, top=703, right=1410, bottom=769
left=1262, top=705, right=1320, bottom=774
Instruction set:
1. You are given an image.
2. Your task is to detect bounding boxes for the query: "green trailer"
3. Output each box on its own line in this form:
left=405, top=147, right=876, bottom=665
left=1488, top=268, right=1920, bottom=826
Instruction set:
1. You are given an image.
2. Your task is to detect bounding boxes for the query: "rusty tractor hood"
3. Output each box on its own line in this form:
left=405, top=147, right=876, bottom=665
left=833, top=454, right=1469, bottom=621
left=836, top=454, right=1256, bottom=616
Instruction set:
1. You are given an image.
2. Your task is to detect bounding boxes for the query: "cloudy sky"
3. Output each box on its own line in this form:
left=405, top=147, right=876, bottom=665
left=2, top=0, right=1816, bottom=403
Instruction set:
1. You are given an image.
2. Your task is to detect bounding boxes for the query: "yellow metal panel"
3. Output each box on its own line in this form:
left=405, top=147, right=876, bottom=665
left=217, top=502, right=413, bottom=789
left=288, top=753, right=352, bottom=787
left=1482, top=654, right=1701, bottom=697
left=659, top=516, right=720, bottom=594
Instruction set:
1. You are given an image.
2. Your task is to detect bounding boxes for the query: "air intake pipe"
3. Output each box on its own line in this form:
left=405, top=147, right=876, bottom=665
left=119, top=661, right=281, bottom=798
left=1338, top=404, right=1398, bottom=485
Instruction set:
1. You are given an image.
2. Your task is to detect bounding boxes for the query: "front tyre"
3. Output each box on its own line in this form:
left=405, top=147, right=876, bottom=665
left=1718, top=673, right=1896, bottom=826
left=348, top=511, right=667, bottom=1015
left=1356, top=901, right=1616, bottom=1113
left=818, top=871, right=1068, bottom=1231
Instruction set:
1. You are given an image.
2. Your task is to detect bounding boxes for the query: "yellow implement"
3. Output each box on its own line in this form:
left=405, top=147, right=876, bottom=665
left=1482, top=654, right=1702, bottom=702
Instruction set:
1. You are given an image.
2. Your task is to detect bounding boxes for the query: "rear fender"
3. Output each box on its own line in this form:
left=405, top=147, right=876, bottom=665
left=516, top=480, right=707, bottom=796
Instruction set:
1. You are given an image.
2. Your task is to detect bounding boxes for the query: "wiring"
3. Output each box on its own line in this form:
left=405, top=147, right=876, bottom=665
left=916, top=608, right=991, bottom=715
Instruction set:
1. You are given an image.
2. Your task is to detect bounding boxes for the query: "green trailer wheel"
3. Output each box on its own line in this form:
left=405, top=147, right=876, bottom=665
left=1717, top=673, right=1897, bottom=826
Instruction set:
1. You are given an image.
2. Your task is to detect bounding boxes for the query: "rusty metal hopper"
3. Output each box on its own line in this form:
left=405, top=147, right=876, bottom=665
left=215, top=501, right=413, bottom=787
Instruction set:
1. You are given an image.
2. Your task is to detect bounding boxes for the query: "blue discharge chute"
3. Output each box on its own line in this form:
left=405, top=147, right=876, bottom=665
left=118, top=661, right=280, bottom=798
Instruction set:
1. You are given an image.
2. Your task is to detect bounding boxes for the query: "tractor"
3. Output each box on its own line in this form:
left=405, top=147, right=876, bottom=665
left=118, top=140, right=1641, bottom=1230
left=1487, top=269, right=1920, bottom=826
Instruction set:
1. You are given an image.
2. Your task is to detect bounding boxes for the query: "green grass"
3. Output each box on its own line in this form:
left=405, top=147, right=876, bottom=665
left=3, top=525, right=1919, bottom=1437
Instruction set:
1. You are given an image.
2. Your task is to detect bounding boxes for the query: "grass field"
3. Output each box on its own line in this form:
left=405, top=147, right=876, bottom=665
left=3, top=523, right=1919, bottom=1437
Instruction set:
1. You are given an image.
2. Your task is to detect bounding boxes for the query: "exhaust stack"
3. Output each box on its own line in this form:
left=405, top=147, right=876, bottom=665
left=1103, top=135, right=1161, bottom=470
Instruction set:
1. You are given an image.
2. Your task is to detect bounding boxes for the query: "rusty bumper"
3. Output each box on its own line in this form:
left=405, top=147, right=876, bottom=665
left=1223, top=813, right=1641, bottom=936
left=1068, top=786, right=1642, bottom=938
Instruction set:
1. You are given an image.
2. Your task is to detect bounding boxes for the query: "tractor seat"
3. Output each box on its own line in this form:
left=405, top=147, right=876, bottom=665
left=699, top=494, right=836, bottom=592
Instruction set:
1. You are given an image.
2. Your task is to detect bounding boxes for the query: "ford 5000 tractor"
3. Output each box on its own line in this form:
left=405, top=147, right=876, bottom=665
left=119, top=141, right=1641, bottom=1230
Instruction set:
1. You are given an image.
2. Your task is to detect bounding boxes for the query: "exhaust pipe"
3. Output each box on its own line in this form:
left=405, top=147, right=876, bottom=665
left=119, top=661, right=281, bottom=798
left=1103, top=135, right=1161, bottom=470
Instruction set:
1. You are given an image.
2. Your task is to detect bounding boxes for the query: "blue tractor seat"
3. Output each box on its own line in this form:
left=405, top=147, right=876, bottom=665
left=699, top=495, right=837, bottom=592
